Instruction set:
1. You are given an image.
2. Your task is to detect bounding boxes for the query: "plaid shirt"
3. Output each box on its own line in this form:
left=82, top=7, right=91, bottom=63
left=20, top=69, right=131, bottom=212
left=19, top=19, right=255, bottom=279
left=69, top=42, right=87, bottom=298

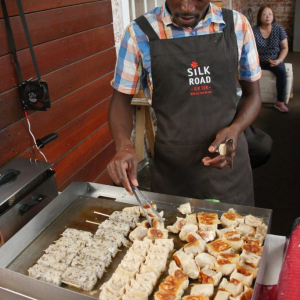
left=111, top=2, right=261, bottom=98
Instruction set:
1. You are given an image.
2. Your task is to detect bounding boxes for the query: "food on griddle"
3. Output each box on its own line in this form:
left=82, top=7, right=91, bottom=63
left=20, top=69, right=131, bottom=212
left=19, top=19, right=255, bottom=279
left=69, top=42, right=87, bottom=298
left=229, top=286, right=253, bottom=300
left=220, top=210, right=244, bottom=228
left=222, top=232, right=243, bottom=252
left=206, top=238, right=235, bottom=257
left=54, top=237, right=86, bottom=253
left=123, top=205, right=142, bottom=216
left=154, top=238, right=174, bottom=252
left=237, top=262, right=258, bottom=278
left=94, top=228, right=130, bottom=247
left=109, top=211, right=139, bottom=228
left=136, top=271, right=159, bottom=287
left=242, top=235, right=263, bottom=246
left=86, top=239, right=119, bottom=257
left=183, top=238, right=206, bottom=257
left=28, top=264, right=62, bottom=286
left=195, top=252, right=216, bottom=269
left=71, top=255, right=105, bottom=279
left=218, top=278, right=243, bottom=297
left=62, top=266, right=97, bottom=291
left=167, top=217, right=187, bottom=233
left=148, top=228, right=169, bottom=239
left=129, top=226, right=148, bottom=241
left=213, top=290, right=231, bottom=300
left=173, top=250, right=199, bottom=279
left=255, top=223, right=268, bottom=239
left=235, top=223, right=255, bottom=237
left=242, top=243, right=263, bottom=256
left=186, top=232, right=202, bottom=243
left=199, top=267, right=222, bottom=286
left=217, top=253, right=240, bottom=264
left=168, top=260, right=181, bottom=275
left=98, top=219, right=131, bottom=236
left=244, top=214, right=263, bottom=227
left=230, top=268, right=254, bottom=287
left=190, top=283, right=214, bottom=297
left=198, top=230, right=216, bottom=242
left=177, top=202, right=192, bottom=214
left=44, top=247, right=77, bottom=265
left=240, top=250, right=261, bottom=268
left=198, top=213, right=221, bottom=231
left=61, top=228, right=93, bottom=242
left=179, top=224, right=198, bottom=241
left=37, top=253, right=69, bottom=272
left=79, top=247, right=112, bottom=267
left=214, top=259, right=236, bottom=276
left=182, top=295, right=209, bottom=300
left=128, top=278, right=154, bottom=296
left=185, top=213, right=198, bottom=225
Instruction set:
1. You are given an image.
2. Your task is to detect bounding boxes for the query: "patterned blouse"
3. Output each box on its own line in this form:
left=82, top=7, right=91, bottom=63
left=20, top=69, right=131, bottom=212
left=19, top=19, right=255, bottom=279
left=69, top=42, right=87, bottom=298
left=253, top=23, right=287, bottom=63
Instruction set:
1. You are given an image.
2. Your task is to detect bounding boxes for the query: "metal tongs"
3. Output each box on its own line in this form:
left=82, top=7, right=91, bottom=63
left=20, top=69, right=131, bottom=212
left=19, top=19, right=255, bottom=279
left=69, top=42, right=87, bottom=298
left=129, top=181, right=164, bottom=227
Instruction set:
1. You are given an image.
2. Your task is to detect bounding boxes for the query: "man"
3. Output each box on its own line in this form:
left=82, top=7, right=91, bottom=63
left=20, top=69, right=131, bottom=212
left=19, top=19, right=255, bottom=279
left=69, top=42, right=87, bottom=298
left=107, top=0, right=262, bottom=206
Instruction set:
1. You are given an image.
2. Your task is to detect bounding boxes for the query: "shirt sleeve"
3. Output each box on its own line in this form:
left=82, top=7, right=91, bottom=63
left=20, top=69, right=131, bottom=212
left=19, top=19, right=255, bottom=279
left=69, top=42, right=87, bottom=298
left=233, top=12, right=261, bottom=82
left=111, top=24, right=143, bottom=95
left=279, top=24, right=288, bottom=41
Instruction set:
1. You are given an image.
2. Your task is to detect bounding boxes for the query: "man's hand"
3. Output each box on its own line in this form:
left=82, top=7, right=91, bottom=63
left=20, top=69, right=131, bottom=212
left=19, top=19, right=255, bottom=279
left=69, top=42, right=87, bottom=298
left=202, top=127, right=238, bottom=169
left=107, top=144, right=139, bottom=195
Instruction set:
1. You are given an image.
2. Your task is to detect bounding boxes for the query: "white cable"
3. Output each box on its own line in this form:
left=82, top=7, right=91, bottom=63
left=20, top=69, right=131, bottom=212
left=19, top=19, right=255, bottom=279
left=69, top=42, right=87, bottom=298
left=26, top=117, right=49, bottom=163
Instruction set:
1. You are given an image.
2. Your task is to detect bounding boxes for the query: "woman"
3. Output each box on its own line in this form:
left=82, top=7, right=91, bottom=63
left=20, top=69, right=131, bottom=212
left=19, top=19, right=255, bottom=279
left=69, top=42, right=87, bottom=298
left=253, top=5, right=289, bottom=112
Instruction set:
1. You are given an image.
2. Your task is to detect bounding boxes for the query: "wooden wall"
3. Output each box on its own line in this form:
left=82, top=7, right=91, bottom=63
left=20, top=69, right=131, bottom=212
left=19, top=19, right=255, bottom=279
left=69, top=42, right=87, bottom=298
left=0, top=0, right=116, bottom=190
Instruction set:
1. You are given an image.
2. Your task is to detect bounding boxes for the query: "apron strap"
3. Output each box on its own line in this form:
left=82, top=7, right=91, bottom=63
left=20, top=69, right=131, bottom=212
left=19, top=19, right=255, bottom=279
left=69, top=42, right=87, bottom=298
left=134, top=15, right=160, bottom=41
left=222, top=8, right=234, bottom=34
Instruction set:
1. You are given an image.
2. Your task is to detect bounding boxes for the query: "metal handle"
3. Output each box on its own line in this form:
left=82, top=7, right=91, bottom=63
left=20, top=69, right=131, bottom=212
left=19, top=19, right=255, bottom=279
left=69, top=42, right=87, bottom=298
left=36, top=132, right=58, bottom=148
left=19, top=194, right=45, bottom=215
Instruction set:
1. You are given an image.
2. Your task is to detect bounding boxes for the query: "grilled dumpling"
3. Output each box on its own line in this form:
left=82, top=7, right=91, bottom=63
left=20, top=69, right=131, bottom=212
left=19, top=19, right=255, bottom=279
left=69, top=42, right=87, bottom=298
left=244, top=214, right=263, bottom=227
left=98, top=219, right=131, bottom=236
left=129, top=279, right=154, bottom=296
left=178, top=202, right=192, bottom=214
left=99, top=287, right=121, bottom=300
left=242, top=243, right=263, bottom=256
left=198, top=213, right=221, bottom=231
left=216, top=227, right=236, bottom=238
left=129, top=226, right=148, bottom=242
left=140, top=264, right=163, bottom=276
left=101, top=273, right=131, bottom=291
left=179, top=224, right=198, bottom=241
left=182, top=295, right=209, bottom=300
left=242, top=236, right=263, bottom=246
left=149, top=244, right=170, bottom=256
left=206, top=238, right=234, bottom=257
left=240, top=250, right=261, bottom=268
left=186, top=232, right=202, bottom=243
left=220, top=210, right=244, bottom=228
left=168, top=260, right=181, bottom=275
left=222, top=233, right=243, bottom=252
left=109, top=211, right=139, bottom=228
left=255, top=223, right=268, bottom=239
left=154, top=239, right=174, bottom=252
left=183, top=238, right=206, bottom=256
left=195, top=252, right=216, bottom=269
left=237, top=262, right=258, bottom=278
left=148, top=228, right=168, bottom=239
left=214, top=259, right=236, bottom=276
left=191, top=283, right=214, bottom=297
left=122, top=287, right=148, bottom=300
left=154, top=291, right=177, bottom=300
left=218, top=278, right=243, bottom=297
left=167, top=217, right=187, bottom=233
left=198, top=230, right=216, bottom=242
left=123, top=205, right=141, bottom=216
left=173, top=250, right=199, bottom=279
left=136, top=220, right=151, bottom=228
left=199, top=267, right=222, bottom=286
left=214, top=290, right=231, bottom=300
left=105, top=283, right=125, bottom=298
left=217, top=253, right=240, bottom=264
left=186, top=213, right=198, bottom=225
left=229, top=287, right=253, bottom=300
left=235, top=223, right=255, bottom=237
left=122, top=251, right=145, bottom=264
left=136, top=271, right=159, bottom=287
left=230, top=268, right=254, bottom=287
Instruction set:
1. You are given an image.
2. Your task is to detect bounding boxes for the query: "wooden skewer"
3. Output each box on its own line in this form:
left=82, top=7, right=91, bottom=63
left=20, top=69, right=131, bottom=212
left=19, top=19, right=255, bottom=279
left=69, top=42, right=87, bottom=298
left=86, top=220, right=101, bottom=226
left=94, top=211, right=110, bottom=217
left=61, top=280, right=81, bottom=289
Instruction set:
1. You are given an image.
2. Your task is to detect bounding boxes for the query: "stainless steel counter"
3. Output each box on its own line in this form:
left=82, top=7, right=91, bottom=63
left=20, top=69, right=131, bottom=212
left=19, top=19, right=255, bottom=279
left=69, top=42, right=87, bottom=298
left=0, top=182, right=272, bottom=300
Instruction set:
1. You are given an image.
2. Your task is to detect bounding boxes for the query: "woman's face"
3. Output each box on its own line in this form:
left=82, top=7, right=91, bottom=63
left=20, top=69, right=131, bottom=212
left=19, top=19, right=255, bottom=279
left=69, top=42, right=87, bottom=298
left=260, top=7, right=274, bottom=26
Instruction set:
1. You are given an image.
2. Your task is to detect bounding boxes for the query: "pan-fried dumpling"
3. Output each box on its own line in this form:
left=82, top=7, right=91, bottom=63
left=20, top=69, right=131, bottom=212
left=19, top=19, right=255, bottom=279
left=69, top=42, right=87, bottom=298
left=240, top=250, right=261, bottom=268
left=129, top=278, right=154, bottom=296
left=242, top=244, right=263, bottom=256
left=168, top=260, right=181, bottom=275
left=167, top=217, right=187, bottom=233
left=173, top=250, right=199, bottom=279
left=199, top=267, right=222, bottom=286
left=99, top=287, right=121, bottom=300
left=179, top=224, right=198, bottom=241
left=182, top=295, right=209, bottom=300
left=136, top=271, right=159, bottom=287
left=129, top=226, right=148, bottom=242
left=123, top=205, right=141, bottom=216
left=185, top=213, right=198, bottom=225
left=183, top=238, right=206, bottom=256
left=245, top=215, right=263, bottom=227
left=229, top=287, right=253, bottom=300
left=220, top=210, right=244, bottom=228
left=186, top=232, right=202, bottom=243
left=154, top=239, right=174, bottom=252
left=214, top=290, right=231, bottom=300
left=148, top=228, right=168, bottom=239
left=218, top=278, right=243, bottom=297
left=206, top=238, right=234, bottom=257
left=191, top=283, right=214, bottom=297
left=198, top=213, right=221, bottom=231
left=235, top=223, right=255, bottom=237
left=230, top=269, right=253, bottom=287
left=178, top=202, right=192, bottom=214
left=195, top=252, right=216, bottom=269
left=198, top=230, right=216, bottom=242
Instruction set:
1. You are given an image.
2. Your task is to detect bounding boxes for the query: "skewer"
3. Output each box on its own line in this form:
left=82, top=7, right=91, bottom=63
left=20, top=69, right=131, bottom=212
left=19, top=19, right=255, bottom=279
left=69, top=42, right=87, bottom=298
left=61, top=280, right=81, bottom=289
left=86, top=220, right=101, bottom=226
left=94, top=211, right=109, bottom=217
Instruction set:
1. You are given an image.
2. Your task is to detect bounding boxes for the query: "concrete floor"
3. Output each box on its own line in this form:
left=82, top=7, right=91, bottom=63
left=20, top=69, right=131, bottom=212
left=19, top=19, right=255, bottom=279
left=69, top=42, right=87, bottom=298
left=253, top=51, right=300, bottom=237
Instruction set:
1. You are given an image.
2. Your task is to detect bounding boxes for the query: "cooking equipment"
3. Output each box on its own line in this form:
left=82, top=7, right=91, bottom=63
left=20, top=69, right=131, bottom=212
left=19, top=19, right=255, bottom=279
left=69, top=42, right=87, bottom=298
left=0, top=158, right=58, bottom=245
left=0, top=182, right=272, bottom=300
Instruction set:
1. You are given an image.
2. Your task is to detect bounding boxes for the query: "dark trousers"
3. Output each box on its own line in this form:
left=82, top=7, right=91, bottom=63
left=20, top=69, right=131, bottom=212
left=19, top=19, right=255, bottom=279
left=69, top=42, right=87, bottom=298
left=261, top=61, right=287, bottom=102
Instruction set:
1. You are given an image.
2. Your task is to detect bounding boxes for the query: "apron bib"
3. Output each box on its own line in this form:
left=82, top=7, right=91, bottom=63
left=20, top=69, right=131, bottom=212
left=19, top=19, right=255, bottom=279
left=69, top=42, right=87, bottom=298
left=135, top=9, right=254, bottom=206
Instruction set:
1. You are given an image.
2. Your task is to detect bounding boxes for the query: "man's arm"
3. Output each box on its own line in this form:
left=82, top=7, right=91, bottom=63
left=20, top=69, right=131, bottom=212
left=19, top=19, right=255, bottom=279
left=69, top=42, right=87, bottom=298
left=107, top=89, right=138, bottom=194
left=202, top=80, right=261, bottom=169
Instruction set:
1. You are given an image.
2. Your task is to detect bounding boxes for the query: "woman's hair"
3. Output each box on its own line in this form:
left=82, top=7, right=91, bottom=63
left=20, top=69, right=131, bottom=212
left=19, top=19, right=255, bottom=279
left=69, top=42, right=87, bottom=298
left=257, top=5, right=276, bottom=26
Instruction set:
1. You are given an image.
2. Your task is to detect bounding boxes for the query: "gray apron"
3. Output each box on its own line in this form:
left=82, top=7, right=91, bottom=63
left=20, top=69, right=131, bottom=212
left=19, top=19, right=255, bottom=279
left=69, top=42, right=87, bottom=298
left=135, top=9, right=254, bottom=206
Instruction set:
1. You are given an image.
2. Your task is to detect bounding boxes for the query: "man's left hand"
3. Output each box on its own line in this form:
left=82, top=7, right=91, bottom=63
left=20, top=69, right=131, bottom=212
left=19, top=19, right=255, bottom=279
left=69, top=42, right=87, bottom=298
left=202, top=127, right=238, bottom=169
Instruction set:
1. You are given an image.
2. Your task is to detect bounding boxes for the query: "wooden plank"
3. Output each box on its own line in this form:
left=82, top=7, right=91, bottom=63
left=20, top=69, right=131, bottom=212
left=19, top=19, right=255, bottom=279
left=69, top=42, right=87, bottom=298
left=59, top=141, right=115, bottom=190
left=0, top=48, right=116, bottom=130
left=53, top=123, right=113, bottom=187
left=94, top=169, right=115, bottom=187
left=0, top=0, right=104, bottom=17
left=0, top=1, right=112, bottom=56
left=0, top=73, right=113, bottom=166
left=20, top=97, right=111, bottom=163
left=0, top=24, right=115, bottom=93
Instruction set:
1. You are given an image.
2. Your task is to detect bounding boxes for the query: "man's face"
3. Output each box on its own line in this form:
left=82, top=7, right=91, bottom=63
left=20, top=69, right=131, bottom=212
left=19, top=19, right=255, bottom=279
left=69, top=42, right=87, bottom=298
left=166, top=0, right=211, bottom=28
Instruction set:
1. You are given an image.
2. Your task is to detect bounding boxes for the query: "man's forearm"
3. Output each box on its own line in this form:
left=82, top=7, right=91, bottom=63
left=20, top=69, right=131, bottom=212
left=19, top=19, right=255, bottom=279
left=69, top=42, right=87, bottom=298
left=108, top=89, right=135, bottom=151
left=231, top=80, right=261, bottom=135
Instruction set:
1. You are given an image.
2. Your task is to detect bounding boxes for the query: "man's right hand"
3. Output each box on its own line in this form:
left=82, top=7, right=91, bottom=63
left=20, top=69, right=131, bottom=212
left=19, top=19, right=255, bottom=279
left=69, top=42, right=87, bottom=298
left=107, top=144, right=139, bottom=195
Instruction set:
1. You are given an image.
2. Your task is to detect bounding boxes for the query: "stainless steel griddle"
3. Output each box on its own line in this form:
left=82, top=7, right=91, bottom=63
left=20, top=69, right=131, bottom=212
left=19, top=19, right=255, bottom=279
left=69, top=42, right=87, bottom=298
left=0, top=182, right=272, bottom=300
